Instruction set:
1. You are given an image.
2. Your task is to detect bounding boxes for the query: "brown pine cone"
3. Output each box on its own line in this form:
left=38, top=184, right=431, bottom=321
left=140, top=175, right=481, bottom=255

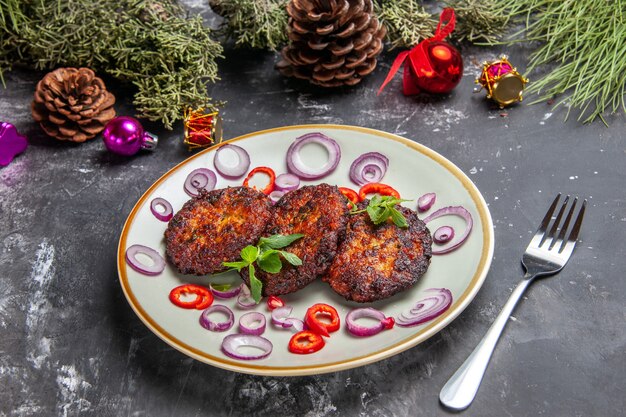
left=31, top=68, right=116, bottom=143
left=277, top=0, right=386, bottom=87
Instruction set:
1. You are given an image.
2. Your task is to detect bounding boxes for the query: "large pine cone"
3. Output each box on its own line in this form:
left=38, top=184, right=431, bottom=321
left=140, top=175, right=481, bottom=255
left=277, top=0, right=386, bottom=87
left=31, top=68, right=116, bottom=143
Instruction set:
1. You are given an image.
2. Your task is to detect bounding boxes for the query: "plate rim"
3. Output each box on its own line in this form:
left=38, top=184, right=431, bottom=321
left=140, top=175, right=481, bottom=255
left=117, top=124, right=494, bottom=376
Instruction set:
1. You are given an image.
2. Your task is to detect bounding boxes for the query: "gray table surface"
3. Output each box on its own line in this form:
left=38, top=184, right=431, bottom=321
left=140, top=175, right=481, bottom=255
left=1, top=9, right=625, bottom=417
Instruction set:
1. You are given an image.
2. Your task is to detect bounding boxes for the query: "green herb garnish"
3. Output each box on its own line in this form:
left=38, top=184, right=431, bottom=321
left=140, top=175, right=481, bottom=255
left=223, top=233, right=304, bottom=303
left=351, top=195, right=411, bottom=228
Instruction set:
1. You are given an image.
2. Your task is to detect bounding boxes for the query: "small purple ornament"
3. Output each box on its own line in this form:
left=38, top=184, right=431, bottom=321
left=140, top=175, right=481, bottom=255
left=0, top=122, right=28, bottom=167
left=102, top=116, right=157, bottom=156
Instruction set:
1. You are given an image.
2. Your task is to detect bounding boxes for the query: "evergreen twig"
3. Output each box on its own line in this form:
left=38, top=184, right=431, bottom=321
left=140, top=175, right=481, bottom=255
left=491, top=0, right=626, bottom=123
left=209, top=0, right=289, bottom=50
left=0, top=0, right=222, bottom=129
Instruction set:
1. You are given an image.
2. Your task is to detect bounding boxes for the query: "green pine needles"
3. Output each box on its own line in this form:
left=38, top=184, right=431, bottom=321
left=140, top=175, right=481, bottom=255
left=491, top=0, right=626, bottom=124
left=0, top=0, right=222, bottom=129
left=209, top=0, right=289, bottom=49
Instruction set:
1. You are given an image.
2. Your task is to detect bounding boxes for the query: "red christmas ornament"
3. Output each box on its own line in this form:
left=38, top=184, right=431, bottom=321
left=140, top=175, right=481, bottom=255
left=378, top=8, right=463, bottom=96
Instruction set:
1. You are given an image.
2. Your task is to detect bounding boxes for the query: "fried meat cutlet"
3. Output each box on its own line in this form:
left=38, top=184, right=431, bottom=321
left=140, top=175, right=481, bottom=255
left=244, top=184, right=349, bottom=296
left=323, top=202, right=432, bottom=303
left=165, top=186, right=272, bottom=275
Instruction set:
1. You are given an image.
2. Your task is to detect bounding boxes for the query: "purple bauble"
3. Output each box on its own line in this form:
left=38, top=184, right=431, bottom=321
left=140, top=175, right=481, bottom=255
left=102, top=116, right=157, bottom=156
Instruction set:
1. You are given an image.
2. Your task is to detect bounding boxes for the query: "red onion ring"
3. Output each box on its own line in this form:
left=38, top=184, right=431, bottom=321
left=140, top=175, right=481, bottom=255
left=274, top=173, right=300, bottom=191
left=209, top=283, right=242, bottom=299
left=286, top=132, right=341, bottom=179
left=284, top=317, right=305, bottom=332
left=150, top=197, right=173, bottom=222
left=221, top=334, right=273, bottom=360
left=213, top=144, right=250, bottom=179
left=268, top=190, right=285, bottom=203
left=417, top=193, right=436, bottom=212
left=238, top=312, right=267, bottom=335
left=396, top=288, right=453, bottom=327
left=423, top=206, right=473, bottom=254
left=433, top=225, right=455, bottom=244
left=271, top=305, right=294, bottom=328
left=199, top=304, right=234, bottom=332
left=125, top=244, right=165, bottom=276
left=349, top=152, right=389, bottom=186
left=237, top=284, right=256, bottom=309
left=346, top=308, right=388, bottom=337
left=184, top=168, right=217, bottom=197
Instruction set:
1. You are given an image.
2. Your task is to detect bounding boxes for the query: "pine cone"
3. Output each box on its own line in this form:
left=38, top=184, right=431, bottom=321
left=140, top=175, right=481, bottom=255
left=31, top=68, right=116, bottom=143
left=277, top=0, right=386, bottom=87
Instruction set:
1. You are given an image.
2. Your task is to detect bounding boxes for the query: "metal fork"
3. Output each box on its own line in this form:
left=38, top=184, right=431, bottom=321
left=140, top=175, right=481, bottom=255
left=439, top=194, right=587, bottom=410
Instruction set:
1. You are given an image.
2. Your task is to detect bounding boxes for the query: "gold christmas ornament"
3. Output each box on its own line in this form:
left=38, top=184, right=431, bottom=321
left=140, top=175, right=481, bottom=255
left=476, top=55, right=528, bottom=108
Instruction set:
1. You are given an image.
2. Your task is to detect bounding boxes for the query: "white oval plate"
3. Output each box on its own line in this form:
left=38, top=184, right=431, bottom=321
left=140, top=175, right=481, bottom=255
left=118, top=125, right=494, bottom=376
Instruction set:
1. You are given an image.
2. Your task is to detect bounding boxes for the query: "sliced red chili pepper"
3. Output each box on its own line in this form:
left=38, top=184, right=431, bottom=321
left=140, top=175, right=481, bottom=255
left=305, top=303, right=340, bottom=337
left=358, top=182, right=401, bottom=201
left=381, top=316, right=395, bottom=330
left=169, top=284, right=214, bottom=310
left=243, top=166, right=276, bottom=195
left=288, top=330, right=325, bottom=354
left=267, top=295, right=285, bottom=310
left=339, top=187, right=359, bottom=208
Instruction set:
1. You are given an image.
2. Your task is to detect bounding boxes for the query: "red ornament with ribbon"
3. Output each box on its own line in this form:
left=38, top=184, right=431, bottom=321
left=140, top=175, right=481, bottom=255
left=378, top=8, right=463, bottom=96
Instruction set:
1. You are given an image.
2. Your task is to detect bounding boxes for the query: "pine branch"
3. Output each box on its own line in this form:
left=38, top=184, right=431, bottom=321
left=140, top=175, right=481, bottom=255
left=0, top=0, right=222, bottom=129
left=209, top=0, right=289, bottom=50
left=374, top=0, right=436, bottom=50
left=490, top=0, right=626, bottom=123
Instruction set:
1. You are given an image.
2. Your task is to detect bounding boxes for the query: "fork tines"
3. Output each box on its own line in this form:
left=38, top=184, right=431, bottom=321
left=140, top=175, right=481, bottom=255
left=539, top=193, right=587, bottom=253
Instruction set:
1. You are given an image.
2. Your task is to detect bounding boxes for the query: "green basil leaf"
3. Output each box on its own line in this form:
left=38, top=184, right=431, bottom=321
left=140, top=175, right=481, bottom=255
left=259, top=233, right=304, bottom=249
left=370, top=194, right=383, bottom=206
left=367, top=205, right=383, bottom=221
left=241, top=245, right=259, bottom=263
left=222, top=261, right=248, bottom=271
left=248, top=264, right=262, bottom=304
left=390, top=208, right=409, bottom=228
left=257, top=252, right=282, bottom=274
left=279, top=250, right=302, bottom=266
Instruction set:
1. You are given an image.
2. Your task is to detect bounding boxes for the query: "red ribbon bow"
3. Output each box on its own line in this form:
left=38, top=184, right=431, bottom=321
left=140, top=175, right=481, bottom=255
left=378, top=8, right=456, bottom=96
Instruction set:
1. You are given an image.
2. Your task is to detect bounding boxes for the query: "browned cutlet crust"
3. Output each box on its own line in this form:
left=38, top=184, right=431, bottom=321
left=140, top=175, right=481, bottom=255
left=243, top=184, right=349, bottom=296
left=323, top=202, right=432, bottom=303
left=165, top=186, right=272, bottom=275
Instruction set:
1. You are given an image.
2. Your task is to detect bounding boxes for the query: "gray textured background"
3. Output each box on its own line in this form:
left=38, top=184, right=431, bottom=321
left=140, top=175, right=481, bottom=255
left=1, top=4, right=625, bottom=417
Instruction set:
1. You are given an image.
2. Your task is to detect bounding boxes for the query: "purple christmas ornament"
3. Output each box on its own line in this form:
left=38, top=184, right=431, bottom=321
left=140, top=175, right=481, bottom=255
left=0, top=122, right=28, bottom=167
left=102, top=116, right=157, bottom=156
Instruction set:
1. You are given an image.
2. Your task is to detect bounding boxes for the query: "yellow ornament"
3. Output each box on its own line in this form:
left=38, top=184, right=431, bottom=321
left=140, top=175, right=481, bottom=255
left=476, top=55, right=528, bottom=108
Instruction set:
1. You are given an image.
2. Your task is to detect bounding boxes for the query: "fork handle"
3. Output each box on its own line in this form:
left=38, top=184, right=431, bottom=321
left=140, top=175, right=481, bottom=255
left=439, top=278, right=532, bottom=410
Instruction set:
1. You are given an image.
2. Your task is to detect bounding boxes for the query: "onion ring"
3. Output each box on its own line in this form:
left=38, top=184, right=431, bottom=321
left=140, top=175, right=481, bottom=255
left=395, top=288, right=453, bottom=327
left=237, top=284, right=256, bottom=309
left=184, top=168, right=217, bottom=197
left=238, top=312, right=267, bottom=336
left=271, top=305, right=294, bottom=328
left=349, top=152, right=389, bottom=186
left=221, top=334, right=273, bottom=360
left=345, top=308, right=390, bottom=337
left=209, top=283, right=242, bottom=299
left=213, top=144, right=250, bottom=179
left=417, top=193, right=436, bottom=212
left=150, top=197, right=173, bottom=222
left=423, top=206, right=473, bottom=254
left=286, top=132, right=341, bottom=180
left=199, top=304, right=234, bottom=332
left=125, top=244, right=165, bottom=276
left=274, top=173, right=300, bottom=192
left=433, top=225, right=455, bottom=244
